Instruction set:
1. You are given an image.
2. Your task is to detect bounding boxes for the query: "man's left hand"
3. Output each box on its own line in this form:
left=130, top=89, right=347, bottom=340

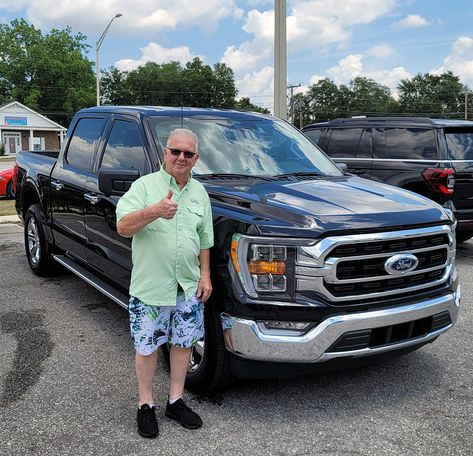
left=197, top=275, right=212, bottom=303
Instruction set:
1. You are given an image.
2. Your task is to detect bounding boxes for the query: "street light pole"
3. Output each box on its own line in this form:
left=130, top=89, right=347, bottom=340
left=274, top=0, right=287, bottom=119
left=96, top=13, right=122, bottom=106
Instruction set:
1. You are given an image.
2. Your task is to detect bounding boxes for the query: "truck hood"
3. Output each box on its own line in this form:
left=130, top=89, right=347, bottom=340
left=204, top=175, right=451, bottom=237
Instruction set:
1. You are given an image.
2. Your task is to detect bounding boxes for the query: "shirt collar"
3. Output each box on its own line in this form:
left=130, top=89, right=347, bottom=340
left=158, top=165, right=193, bottom=190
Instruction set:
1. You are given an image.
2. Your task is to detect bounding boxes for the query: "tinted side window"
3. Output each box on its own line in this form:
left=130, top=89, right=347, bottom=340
left=66, top=118, right=105, bottom=171
left=384, top=128, right=437, bottom=159
left=372, top=127, right=388, bottom=158
left=101, top=120, right=149, bottom=175
left=304, top=129, right=324, bottom=146
left=326, top=128, right=363, bottom=158
left=357, top=129, right=372, bottom=158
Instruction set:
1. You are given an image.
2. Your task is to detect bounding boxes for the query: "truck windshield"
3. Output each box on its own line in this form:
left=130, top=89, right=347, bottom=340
left=148, top=115, right=342, bottom=177
left=445, top=128, right=473, bottom=160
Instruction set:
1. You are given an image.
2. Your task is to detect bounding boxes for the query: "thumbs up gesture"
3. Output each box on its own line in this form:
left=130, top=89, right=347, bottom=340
left=155, top=188, right=178, bottom=219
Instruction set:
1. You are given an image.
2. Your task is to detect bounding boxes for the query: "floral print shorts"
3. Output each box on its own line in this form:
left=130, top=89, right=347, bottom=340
left=128, top=292, right=204, bottom=355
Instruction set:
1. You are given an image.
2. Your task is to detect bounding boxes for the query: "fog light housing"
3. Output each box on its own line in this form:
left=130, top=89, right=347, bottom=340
left=258, top=320, right=313, bottom=336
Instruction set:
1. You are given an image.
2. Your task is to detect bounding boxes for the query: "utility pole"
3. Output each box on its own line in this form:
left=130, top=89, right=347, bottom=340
left=299, top=101, right=303, bottom=129
left=465, top=90, right=469, bottom=120
left=274, top=0, right=287, bottom=119
left=288, top=83, right=301, bottom=124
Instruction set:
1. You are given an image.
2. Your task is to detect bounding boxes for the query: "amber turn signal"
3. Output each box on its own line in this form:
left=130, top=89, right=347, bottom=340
left=248, top=260, right=286, bottom=275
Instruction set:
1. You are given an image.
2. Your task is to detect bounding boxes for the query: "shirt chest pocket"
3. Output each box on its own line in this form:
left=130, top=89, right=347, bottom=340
left=184, top=205, right=203, bottom=231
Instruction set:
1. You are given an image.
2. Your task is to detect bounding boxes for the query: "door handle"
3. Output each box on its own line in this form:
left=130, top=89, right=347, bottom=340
left=51, top=180, right=64, bottom=191
left=84, top=193, right=99, bottom=205
left=349, top=169, right=366, bottom=175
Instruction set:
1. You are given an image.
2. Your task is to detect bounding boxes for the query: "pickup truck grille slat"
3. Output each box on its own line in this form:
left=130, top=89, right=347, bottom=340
left=336, top=247, right=448, bottom=280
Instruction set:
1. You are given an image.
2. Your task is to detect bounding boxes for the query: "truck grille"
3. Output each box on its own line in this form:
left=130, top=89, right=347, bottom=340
left=296, top=226, right=455, bottom=303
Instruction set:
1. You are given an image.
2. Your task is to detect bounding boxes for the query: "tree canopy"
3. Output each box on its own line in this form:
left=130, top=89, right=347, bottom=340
left=0, top=18, right=95, bottom=125
left=101, top=58, right=238, bottom=108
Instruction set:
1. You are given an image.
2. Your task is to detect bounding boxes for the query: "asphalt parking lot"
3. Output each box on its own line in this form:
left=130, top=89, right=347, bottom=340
left=0, top=223, right=472, bottom=456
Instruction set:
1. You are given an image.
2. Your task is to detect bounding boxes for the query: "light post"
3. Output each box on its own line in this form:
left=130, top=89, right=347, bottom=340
left=96, top=13, right=122, bottom=106
left=274, top=0, right=287, bottom=119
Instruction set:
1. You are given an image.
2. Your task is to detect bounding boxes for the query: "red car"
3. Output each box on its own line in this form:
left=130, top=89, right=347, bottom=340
left=0, top=167, right=15, bottom=198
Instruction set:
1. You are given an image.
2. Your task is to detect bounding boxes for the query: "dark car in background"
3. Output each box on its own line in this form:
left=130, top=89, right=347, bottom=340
left=302, top=117, right=473, bottom=242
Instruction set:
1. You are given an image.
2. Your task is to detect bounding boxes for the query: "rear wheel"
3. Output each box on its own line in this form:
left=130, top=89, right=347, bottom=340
left=456, top=231, right=473, bottom=243
left=6, top=179, right=14, bottom=199
left=24, top=204, right=55, bottom=276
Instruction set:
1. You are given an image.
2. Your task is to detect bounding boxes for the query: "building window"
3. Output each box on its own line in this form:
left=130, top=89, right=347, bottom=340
left=33, top=137, right=45, bottom=151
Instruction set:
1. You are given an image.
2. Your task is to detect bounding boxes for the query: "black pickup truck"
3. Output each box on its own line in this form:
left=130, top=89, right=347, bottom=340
left=15, top=106, right=460, bottom=393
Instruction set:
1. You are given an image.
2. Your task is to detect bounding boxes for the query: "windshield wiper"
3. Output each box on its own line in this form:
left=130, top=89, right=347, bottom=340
left=273, top=171, right=322, bottom=178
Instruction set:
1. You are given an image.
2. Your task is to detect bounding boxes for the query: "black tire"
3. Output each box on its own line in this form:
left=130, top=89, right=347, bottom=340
left=161, top=298, right=234, bottom=394
left=24, top=204, right=55, bottom=276
left=6, top=179, right=15, bottom=199
left=456, top=231, right=473, bottom=243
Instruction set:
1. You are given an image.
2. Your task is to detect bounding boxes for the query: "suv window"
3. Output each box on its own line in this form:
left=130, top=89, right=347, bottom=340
left=66, top=117, right=105, bottom=171
left=444, top=128, right=473, bottom=160
left=384, top=128, right=437, bottom=159
left=326, top=128, right=363, bottom=158
left=100, top=120, right=149, bottom=175
left=304, top=129, right=324, bottom=146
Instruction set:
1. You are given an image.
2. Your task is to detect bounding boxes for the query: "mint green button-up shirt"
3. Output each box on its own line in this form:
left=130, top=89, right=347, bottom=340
left=116, top=167, right=214, bottom=306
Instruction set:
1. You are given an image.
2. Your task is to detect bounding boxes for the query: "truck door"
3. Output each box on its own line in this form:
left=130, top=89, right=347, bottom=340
left=50, top=117, right=107, bottom=261
left=83, top=117, right=152, bottom=289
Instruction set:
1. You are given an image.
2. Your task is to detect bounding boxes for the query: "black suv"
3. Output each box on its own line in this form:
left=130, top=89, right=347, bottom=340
left=302, top=117, right=473, bottom=242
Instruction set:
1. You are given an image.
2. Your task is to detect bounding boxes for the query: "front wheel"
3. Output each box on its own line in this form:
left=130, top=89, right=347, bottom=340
left=162, top=299, right=234, bottom=394
left=24, top=204, right=55, bottom=276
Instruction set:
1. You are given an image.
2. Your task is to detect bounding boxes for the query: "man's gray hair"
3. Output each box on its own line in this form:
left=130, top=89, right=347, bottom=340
left=166, top=128, right=199, bottom=153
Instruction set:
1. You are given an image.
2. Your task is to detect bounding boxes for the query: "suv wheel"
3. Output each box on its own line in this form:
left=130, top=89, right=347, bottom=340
left=456, top=231, right=473, bottom=243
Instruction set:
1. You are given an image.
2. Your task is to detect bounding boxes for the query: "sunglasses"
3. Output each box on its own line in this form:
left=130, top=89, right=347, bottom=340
left=167, top=147, right=197, bottom=159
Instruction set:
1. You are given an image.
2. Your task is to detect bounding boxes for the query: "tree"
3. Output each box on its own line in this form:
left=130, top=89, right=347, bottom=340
left=0, top=19, right=95, bottom=125
left=342, top=77, right=394, bottom=116
left=398, top=71, right=467, bottom=117
left=305, top=78, right=342, bottom=122
left=234, top=97, right=270, bottom=114
left=101, top=58, right=242, bottom=109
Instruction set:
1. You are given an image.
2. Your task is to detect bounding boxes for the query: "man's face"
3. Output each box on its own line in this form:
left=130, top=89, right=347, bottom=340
left=163, top=134, right=199, bottom=181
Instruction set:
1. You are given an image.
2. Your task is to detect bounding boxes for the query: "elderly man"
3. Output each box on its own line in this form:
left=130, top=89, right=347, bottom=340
left=116, top=128, right=213, bottom=438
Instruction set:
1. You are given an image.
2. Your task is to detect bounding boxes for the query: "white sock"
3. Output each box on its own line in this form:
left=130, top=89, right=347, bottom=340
left=169, top=397, right=181, bottom=404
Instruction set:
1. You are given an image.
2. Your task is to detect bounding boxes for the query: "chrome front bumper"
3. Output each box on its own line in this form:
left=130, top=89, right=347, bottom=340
left=222, top=288, right=460, bottom=363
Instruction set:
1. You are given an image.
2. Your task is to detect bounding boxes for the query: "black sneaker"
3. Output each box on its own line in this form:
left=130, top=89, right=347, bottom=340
left=165, top=399, right=203, bottom=429
left=137, top=404, right=159, bottom=438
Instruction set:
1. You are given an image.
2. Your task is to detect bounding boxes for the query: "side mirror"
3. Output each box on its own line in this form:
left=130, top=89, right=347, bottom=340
left=337, top=162, right=348, bottom=173
left=98, top=168, right=140, bottom=196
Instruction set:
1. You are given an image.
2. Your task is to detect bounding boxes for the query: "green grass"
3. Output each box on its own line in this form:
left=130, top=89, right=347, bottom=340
left=0, top=198, right=16, bottom=217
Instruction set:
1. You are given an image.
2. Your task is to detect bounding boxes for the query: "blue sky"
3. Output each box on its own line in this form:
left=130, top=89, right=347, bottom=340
left=1, top=0, right=473, bottom=111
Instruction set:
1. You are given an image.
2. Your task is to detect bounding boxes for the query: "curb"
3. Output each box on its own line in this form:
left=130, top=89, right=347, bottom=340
left=0, top=215, right=21, bottom=225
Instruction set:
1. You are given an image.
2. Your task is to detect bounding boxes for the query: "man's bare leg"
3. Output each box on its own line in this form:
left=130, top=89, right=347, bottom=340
left=169, top=346, right=192, bottom=400
left=136, top=351, right=158, bottom=406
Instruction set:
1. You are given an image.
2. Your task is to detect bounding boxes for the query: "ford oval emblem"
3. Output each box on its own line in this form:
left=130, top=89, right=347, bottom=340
left=384, top=254, right=419, bottom=275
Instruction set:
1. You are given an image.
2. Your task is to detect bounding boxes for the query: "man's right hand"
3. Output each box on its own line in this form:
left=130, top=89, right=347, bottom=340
left=153, top=189, right=178, bottom=219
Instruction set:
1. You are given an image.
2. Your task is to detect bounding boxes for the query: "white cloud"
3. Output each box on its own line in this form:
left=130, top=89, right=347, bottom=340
left=309, top=74, right=326, bottom=85
left=434, top=36, right=473, bottom=86
left=236, top=66, right=274, bottom=110
left=322, top=53, right=411, bottom=96
left=19, top=0, right=237, bottom=35
left=394, top=14, right=430, bottom=29
left=115, top=43, right=200, bottom=71
left=327, top=54, right=364, bottom=83
left=368, top=44, right=394, bottom=58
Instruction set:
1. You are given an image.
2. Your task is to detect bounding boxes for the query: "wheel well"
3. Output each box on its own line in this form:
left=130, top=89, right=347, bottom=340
left=22, top=187, right=40, bottom=219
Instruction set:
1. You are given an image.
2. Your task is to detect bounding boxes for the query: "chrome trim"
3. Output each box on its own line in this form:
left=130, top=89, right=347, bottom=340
left=297, top=225, right=453, bottom=267
left=333, top=158, right=473, bottom=163
left=52, top=255, right=129, bottom=309
left=223, top=289, right=459, bottom=363
left=296, top=225, right=455, bottom=301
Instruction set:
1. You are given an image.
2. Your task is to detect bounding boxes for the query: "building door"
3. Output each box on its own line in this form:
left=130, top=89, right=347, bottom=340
left=2, top=132, right=21, bottom=155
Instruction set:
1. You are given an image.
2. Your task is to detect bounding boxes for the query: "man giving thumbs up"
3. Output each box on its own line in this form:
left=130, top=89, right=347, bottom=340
left=116, top=128, right=213, bottom=438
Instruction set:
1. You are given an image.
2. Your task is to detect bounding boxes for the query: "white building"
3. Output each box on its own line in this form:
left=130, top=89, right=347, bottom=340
left=0, top=101, right=67, bottom=155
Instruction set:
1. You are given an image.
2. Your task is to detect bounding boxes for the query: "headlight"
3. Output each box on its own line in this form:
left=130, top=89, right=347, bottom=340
left=230, top=234, right=315, bottom=299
